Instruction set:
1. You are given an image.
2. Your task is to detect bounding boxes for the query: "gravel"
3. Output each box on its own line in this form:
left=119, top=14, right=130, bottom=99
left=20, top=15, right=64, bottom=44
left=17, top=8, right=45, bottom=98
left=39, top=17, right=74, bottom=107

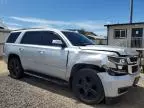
left=1, top=60, right=144, bottom=108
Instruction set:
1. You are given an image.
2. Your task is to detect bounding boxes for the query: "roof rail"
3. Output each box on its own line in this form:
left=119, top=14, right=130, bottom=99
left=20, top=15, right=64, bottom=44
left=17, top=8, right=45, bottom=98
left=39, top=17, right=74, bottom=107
left=12, top=27, right=45, bottom=31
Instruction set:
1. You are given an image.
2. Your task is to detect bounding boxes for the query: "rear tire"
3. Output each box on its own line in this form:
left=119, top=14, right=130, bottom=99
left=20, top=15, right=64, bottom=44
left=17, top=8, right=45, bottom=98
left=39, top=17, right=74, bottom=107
left=8, top=57, right=24, bottom=79
left=72, top=68, right=104, bottom=104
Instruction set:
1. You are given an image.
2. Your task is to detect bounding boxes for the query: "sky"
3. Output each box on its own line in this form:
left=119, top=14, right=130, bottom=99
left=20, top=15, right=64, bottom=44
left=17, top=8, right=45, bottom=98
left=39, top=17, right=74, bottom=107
left=0, top=0, right=144, bottom=35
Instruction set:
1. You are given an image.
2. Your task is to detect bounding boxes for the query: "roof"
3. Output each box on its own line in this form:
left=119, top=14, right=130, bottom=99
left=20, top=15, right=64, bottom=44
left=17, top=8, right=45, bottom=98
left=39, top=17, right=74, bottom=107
left=0, top=20, right=8, bottom=29
left=0, top=20, right=10, bottom=32
left=87, top=35, right=106, bottom=39
left=0, top=22, right=10, bottom=32
left=104, top=22, right=144, bottom=27
left=0, top=27, right=4, bottom=29
left=0, top=29, right=10, bottom=33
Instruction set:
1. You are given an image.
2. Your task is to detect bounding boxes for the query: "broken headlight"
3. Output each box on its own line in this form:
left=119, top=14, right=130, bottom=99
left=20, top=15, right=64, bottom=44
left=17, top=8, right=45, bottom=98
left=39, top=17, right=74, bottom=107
left=108, top=56, right=127, bottom=65
left=107, top=56, right=128, bottom=76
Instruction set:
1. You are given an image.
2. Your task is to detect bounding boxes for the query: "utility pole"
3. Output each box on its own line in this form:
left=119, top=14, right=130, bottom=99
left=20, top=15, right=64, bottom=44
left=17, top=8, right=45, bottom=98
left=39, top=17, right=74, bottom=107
left=130, top=0, right=133, bottom=23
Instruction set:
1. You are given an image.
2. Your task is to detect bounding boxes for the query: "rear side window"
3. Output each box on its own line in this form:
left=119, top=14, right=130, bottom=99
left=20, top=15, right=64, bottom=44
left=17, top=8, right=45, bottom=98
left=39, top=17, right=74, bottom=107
left=20, top=31, right=42, bottom=45
left=6, top=32, right=21, bottom=43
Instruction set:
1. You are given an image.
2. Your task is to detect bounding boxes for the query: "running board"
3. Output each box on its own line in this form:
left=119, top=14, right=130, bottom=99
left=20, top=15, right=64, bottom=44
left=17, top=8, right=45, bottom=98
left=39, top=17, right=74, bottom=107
left=24, top=71, right=68, bottom=86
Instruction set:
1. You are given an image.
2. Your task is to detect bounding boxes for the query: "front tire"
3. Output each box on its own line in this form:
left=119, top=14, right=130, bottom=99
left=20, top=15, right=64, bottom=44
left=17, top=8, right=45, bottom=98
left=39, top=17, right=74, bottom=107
left=8, top=57, right=24, bottom=79
left=72, top=68, right=104, bottom=104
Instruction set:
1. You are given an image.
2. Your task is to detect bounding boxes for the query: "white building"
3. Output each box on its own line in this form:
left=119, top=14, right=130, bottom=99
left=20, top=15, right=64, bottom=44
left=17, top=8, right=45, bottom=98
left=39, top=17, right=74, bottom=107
left=105, top=22, right=144, bottom=48
left=0, top=21, right=10, bottom=56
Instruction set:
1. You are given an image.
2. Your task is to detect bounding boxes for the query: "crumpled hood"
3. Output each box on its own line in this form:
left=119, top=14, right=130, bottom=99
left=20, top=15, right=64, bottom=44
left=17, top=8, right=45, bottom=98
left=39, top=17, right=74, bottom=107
left=79, top=45, right=138, bottom=56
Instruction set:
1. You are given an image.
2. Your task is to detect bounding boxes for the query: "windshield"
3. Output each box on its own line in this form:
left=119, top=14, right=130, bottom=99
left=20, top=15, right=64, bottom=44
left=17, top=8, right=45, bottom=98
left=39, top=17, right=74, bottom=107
left=62, top=31, right=95, bottom=46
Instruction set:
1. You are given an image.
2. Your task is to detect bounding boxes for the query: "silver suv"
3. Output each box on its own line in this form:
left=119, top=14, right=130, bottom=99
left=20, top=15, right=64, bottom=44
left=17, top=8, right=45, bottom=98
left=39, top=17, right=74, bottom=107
left=3, top=28, right=140, bottom=104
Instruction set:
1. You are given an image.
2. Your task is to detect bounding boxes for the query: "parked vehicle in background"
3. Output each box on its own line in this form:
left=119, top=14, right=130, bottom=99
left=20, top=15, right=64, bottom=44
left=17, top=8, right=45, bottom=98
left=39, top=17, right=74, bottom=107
left=3, top=28, right=140, bottom=104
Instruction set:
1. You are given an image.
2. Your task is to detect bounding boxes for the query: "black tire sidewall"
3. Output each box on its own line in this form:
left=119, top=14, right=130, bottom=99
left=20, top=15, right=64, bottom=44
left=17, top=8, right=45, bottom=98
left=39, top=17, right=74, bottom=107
left=8, top=57, right=24, bottom=79
left=72, top=68, right=105, bottom=104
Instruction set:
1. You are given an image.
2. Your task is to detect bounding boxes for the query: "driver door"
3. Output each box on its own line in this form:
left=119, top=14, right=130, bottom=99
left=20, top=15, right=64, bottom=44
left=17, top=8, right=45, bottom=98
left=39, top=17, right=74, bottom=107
left=36, top=31, right=68, bottom=79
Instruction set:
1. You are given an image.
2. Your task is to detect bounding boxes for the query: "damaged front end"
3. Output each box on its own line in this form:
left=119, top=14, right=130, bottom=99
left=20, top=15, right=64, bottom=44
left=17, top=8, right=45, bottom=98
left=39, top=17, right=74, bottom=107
left=103, top=55, right=140, bottom=76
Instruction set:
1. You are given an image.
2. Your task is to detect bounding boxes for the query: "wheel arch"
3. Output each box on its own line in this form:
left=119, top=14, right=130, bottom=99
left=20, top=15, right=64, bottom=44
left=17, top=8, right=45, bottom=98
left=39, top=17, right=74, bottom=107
left=8, top=53, right=21, bottom=62
left=69, top=63, right=105, bottom=88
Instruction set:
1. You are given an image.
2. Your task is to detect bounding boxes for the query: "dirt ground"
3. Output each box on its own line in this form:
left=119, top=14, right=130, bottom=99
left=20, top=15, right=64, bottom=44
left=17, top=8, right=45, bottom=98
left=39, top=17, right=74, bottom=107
left=0, top=60, right=8, bottom=75
left=1, top=60, right=144, bottom=108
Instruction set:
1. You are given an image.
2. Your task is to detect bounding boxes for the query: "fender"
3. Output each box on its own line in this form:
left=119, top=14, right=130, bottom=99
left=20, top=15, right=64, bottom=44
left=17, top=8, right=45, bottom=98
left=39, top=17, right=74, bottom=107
left=65, top=52, right=109, bottom=81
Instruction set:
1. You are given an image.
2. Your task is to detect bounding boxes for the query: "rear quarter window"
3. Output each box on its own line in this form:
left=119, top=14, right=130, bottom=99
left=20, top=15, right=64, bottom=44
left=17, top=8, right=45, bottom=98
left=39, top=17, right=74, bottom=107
left=6, top=32, right=21, bottom=43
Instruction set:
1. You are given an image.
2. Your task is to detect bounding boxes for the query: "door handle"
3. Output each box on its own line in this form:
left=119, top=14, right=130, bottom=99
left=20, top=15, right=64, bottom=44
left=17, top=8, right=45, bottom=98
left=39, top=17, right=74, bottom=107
left=19, top=48, right=24, bottom=51
left=38, top=51, right=45, bottom=54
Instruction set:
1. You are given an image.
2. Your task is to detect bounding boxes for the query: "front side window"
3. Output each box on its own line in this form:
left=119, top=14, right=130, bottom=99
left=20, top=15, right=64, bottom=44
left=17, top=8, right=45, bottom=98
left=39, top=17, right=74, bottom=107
left=62, top=31, right=95, bottom=46
left=6, top=32, right=21, bottom=43
left=41, top=31, right=64, bottom=46
left=114, top=29, right=127, bottom=39
left=21, top=31, right=65, bottom=46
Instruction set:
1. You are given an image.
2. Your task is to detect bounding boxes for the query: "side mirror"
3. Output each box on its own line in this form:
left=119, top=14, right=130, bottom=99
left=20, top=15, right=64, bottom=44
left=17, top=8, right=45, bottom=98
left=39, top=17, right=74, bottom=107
left=52, top=40, right=66, bottom=48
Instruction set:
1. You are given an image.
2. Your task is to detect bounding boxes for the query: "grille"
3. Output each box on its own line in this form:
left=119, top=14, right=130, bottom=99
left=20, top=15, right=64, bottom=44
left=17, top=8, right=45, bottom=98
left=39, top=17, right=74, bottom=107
left=118, top=87, right=130, bottom=94
left=130, top=57, right=138, bottom=62
left=132, top=65, right=138, bottom=73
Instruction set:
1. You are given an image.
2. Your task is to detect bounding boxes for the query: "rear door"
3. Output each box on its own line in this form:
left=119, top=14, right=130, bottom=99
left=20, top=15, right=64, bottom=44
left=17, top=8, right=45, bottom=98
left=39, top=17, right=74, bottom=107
left=19, top=31, right=43, bottom=71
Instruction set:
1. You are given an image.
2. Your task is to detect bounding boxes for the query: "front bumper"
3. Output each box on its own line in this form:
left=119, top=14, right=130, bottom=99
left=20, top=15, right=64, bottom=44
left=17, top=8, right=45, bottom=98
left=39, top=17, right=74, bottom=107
left=97, top=72, right=140, bottom=97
